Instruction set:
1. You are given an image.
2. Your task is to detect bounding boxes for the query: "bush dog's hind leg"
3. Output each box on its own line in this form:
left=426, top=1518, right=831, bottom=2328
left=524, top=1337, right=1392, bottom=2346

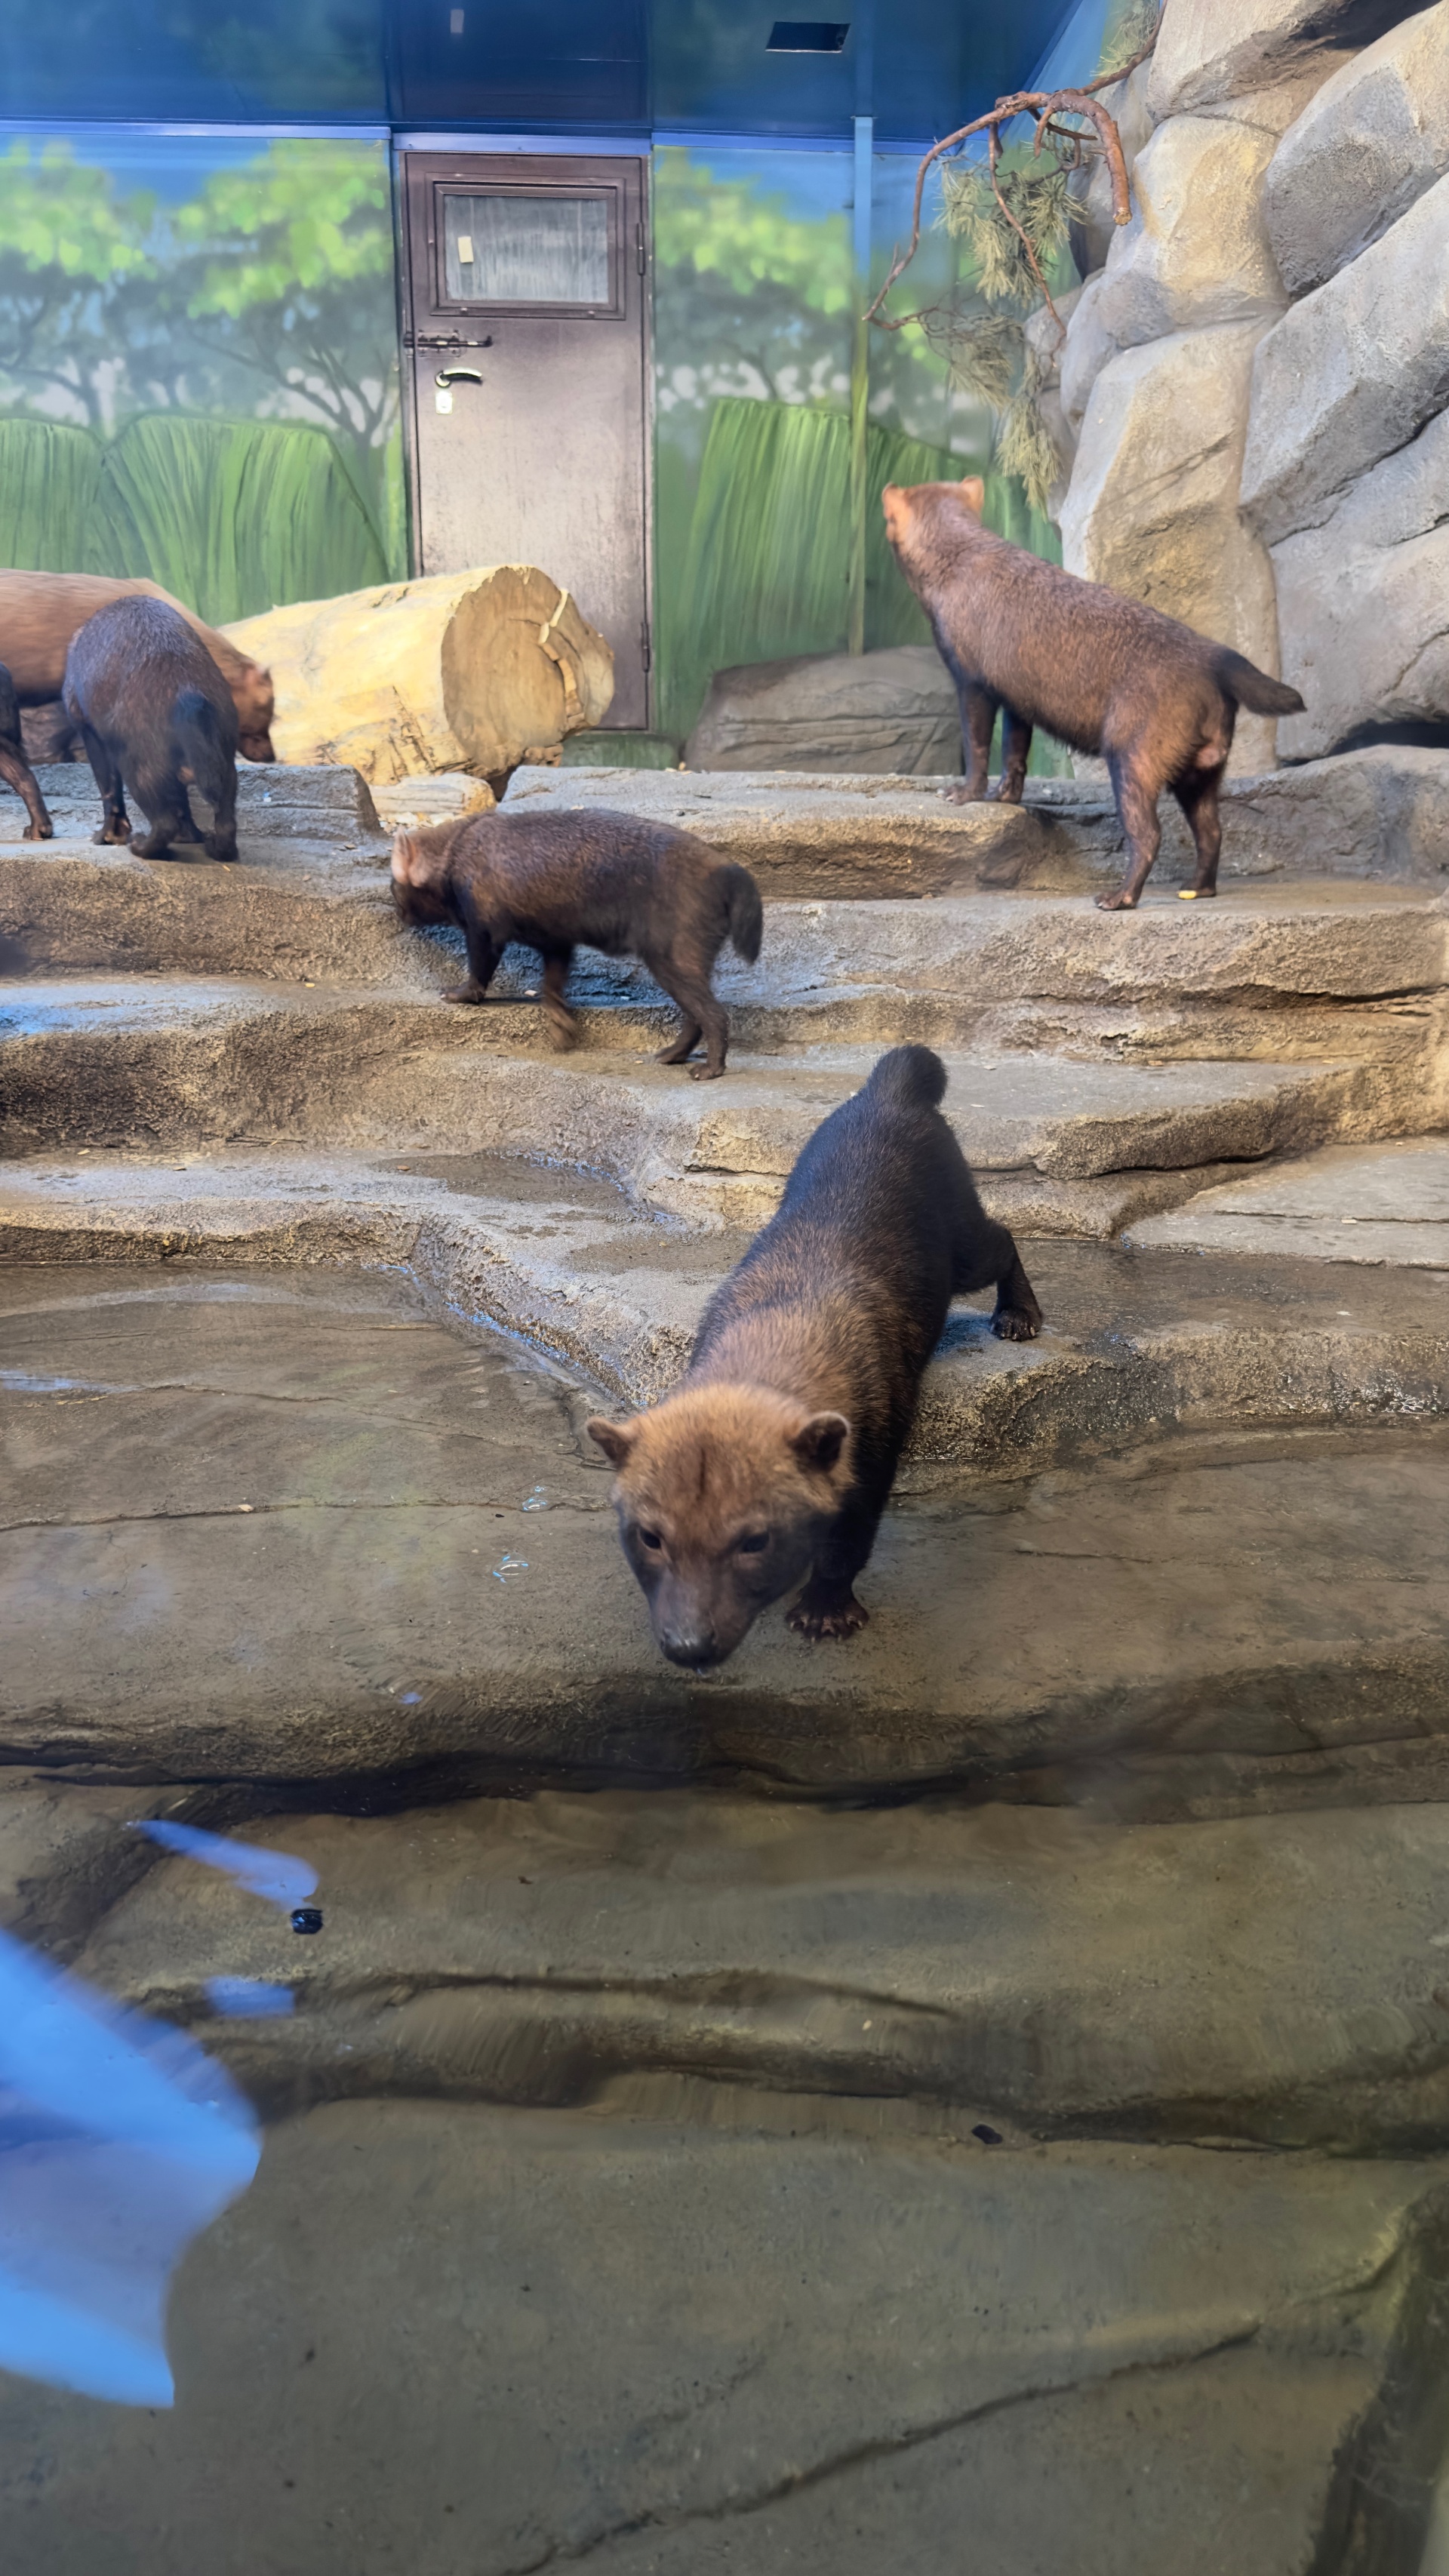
left=1173, top=761, right=1226, bottom=900
left=83, top=728, right=131, bottom=845
left=946, top=679, right=998, bottom=804
left=129, top=763, right=196, bottom=860
left=442, top=881, right=503, bottom=1005
left=1097, top=749, right=1164, bottom=911
left=993, top=704, right=1032, bottom=806
left=956, top=1214, right=1043, bottom=1342
left=540, top=949, right=578, bottom=1050
left=0, top=743, right=52, bottom=840
left=645, top=949, right=730, bottom=1080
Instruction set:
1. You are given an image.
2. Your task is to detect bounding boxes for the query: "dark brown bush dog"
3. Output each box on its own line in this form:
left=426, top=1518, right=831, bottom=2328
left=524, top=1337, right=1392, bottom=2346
left=589, top=1045, right=1041, bottom=1666
left=0, top=571, right=274, bottom=760
left=63, top=597, right=240, bottom=863
left=0, top=661, right=52, bottom=841
left=882, top=475, right=1305, bottom=909
left=392, top=808, right=764, bottom=1079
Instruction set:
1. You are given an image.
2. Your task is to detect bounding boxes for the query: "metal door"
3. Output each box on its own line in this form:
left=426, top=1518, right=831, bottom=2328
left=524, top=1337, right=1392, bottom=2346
left=403, top=152, right=651, bottom=730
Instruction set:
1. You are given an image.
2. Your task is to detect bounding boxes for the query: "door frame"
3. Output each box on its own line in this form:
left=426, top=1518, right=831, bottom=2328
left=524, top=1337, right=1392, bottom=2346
left=395, top=140, right=654, bottom=732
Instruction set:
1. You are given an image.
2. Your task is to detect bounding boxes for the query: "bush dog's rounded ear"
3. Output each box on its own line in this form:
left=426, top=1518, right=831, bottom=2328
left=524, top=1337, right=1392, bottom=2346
left=587, top=1415, right=640, bottom=1466
left=881, top=483, right=907, bottom=527
left=390, top=829, right=417, bottom=882
left=789, top=1412, right=851, bottom=1474
left=958, top=475, right=986, bottom=516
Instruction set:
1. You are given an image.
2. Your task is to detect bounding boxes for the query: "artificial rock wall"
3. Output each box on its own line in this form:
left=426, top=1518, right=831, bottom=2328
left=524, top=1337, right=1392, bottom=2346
left=1050, top=0, right=1449, bottom=773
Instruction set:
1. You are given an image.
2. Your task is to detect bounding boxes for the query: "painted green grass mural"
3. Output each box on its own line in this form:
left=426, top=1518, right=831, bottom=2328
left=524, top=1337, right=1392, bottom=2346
left=96, top=418, right=386, bottom=623
left=0, top=420, right=103, bottom=572
left=662, top=396, right=1062, bottom=751
left=0, top=134, right=404, bottom=606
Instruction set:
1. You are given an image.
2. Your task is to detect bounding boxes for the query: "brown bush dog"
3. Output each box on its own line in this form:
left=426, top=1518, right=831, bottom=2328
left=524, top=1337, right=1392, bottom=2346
left=392, top=808, right=764, bottom=1079
left=0, top=571, right=275, bottom=761
left=882, top=475, right=1306, bottom=910
left=63, top=597, right=240, bottom=863
left=589, top=1045, right=1041, bottom=1667
left=0, top=661, right=52, bottom=841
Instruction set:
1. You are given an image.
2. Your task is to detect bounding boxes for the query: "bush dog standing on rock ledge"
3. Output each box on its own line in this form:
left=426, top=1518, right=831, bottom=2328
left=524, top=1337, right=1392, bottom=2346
left=589, top=1045, right=1041, bottom=1668
left=63, top=597, right=240, bottom=863
left=392, top=808, right=764, bottom=1079
left=882, top=475, right=1306, bottom=911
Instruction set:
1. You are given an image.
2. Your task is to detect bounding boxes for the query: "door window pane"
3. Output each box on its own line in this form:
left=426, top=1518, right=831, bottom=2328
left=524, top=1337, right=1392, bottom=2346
left=443, top=194, right=611, bottom=303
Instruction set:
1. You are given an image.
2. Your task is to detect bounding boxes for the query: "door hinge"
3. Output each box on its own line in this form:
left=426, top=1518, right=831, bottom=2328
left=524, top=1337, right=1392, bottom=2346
left=635, top=220, right=648, bottom=277
left=640, top=617, right=652, bottom=672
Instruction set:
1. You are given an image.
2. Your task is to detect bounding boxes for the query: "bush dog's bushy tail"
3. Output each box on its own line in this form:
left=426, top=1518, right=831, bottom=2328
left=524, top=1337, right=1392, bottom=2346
left=589, top=1042, right=1043, bottom=1668
left=869, top=1042, right=947, bottom=1110
left=720, top=863, right=764, bottom=965
left=175, top=689, right=233, bottom=813
left=1213, top=650, right=1306, bottom=719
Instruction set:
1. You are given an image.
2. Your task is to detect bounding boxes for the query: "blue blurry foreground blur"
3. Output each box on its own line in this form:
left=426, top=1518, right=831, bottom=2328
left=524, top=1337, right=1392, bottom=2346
left=131, top=1817, right=318, bottom=1908
left=0, top=1927, right=260, bottom=2406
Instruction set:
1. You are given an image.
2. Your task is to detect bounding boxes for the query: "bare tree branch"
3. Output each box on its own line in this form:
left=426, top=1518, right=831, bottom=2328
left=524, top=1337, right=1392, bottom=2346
left=865, top=26, right=1158, bottom=334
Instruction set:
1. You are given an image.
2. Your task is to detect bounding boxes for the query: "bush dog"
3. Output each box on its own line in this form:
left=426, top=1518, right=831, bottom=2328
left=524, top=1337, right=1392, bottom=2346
left=0, top=661, right=52, bottom=841
left=0, top=571, right=275, bottom=762
left=63, top=597, right=241, bottom=863
left=392, top=808, right=764, bottom=1079
left=882, top=475, right=1306, bottom=910
left=589, top=1045, right=1041, bottom=1667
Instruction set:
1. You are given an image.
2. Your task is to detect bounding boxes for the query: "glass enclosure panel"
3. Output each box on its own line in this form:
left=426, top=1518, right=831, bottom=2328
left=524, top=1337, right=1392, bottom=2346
left=443, top=194, right=611, bottom=306
left=0, top=0, right=386, bottom=121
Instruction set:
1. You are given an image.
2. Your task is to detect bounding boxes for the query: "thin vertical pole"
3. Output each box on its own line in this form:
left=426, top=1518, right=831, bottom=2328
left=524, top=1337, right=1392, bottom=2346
left=848, top=112, right=873, bottom=656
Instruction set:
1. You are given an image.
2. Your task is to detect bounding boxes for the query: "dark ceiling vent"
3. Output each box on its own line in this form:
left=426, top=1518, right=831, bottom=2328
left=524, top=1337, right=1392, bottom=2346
left=767, top=21, right=850, bottom=51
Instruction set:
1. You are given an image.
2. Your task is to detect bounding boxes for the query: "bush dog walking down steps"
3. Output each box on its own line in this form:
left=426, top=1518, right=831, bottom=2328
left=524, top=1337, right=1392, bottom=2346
left=882, top=475, right=1305, bottom=911
left=63, top=596, right=241, bottom=864
left=589, top=1045, right=1042, bottom=1667
left=392, top=808, right=764, bottom=1079
left=0, top=660, right=52, bottom=842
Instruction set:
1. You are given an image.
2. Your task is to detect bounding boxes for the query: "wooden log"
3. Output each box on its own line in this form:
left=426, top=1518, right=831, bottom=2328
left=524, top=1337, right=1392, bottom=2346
left=223, top=565, right=614, bottom=784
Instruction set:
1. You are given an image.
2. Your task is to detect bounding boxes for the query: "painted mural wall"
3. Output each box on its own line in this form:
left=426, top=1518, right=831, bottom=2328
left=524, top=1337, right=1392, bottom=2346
left=650, top=142, right=1066, bottom=749
left=0, top=131, right=405, bottom=624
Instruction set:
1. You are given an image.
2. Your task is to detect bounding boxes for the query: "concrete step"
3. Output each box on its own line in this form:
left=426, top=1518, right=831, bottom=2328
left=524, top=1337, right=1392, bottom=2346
left=0, top=2073, right=1435, bottom=2576
left=5, top=1153, right=1447, bottom=1457
left=5, top=1254, right=1449, bottom=1811
left=0, top=983, right=1421, bottom=1228
left=512, top=742, right=1449, bottom=891
left=69, top=1786, right=1449, bottom=2153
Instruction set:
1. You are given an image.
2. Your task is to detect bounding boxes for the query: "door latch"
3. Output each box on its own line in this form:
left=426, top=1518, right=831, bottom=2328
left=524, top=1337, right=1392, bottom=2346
left=435, top=365, right=484, bottom=414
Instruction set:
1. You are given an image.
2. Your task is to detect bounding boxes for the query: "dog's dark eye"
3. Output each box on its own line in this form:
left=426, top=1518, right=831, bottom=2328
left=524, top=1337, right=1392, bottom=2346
left=736, top=1531, right=769, bottom=1555
left=638, top=1527, right=663, bottom=1551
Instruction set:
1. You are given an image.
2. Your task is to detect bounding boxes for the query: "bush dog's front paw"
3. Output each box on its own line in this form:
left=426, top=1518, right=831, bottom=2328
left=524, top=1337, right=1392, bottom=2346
left=787, top=1586, right=869, bottom=1642
left=992, top=1307, right=1040, bottom=1342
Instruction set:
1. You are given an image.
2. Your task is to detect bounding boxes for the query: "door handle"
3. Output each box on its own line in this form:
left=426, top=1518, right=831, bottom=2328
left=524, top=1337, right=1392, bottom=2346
left=435, top=367, right=485, bottom=388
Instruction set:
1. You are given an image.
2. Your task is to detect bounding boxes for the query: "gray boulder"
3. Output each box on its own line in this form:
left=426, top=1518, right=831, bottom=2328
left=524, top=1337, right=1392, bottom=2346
left=1061, top=325, right=1285, bottom=774
left=1146, top=0, right=1426, bottom=118
left=1240, top=170, right=1449, bottom=541
left=1263, top=0, right=1449, bottom=293
left=685, top=646, right=961, bottom=774
left=1060, top=272, right=1120, bottom=435
left=1270, top=403, right=1449, bottom=759
left=1088, top=112, right=1289, bottom=353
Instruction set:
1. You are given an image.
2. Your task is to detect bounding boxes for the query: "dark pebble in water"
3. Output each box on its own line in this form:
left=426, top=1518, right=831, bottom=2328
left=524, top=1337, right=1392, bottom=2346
left=291, top=1907, right=324, bottom=1935
left=972, top=2123, right=1003, bottom=2146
